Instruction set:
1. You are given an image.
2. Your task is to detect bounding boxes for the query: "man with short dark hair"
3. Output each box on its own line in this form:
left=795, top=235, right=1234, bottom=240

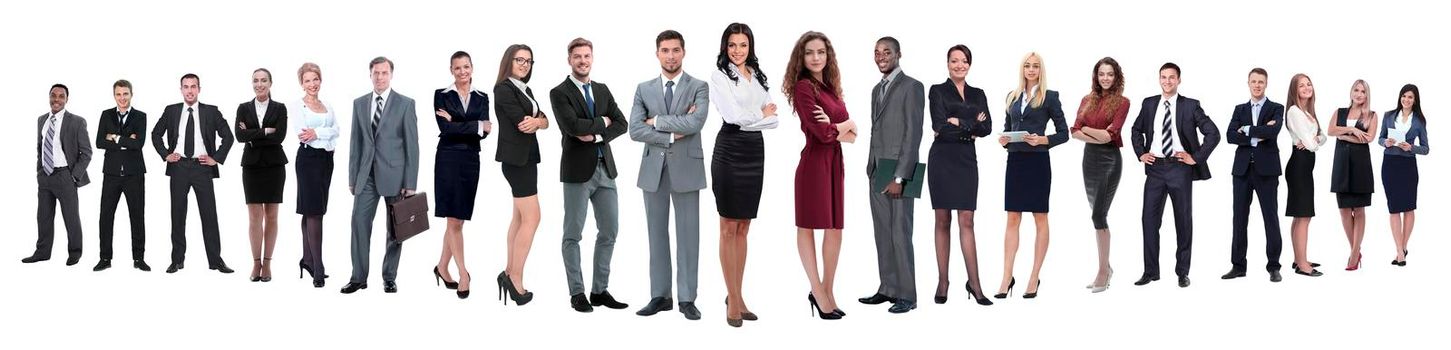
left=152, top=73, right=235, bottom=274
left=1223, top=68, right=1285, bottom=282
left=95, top=79, right=151, bottom=271
left=25, top=84, right=92, bottom=266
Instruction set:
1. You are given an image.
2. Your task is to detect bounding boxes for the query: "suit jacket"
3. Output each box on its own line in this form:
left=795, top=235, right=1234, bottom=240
left=493, top=81, right=542, bottom=166
left=36, top=111, right=92, bottom=186
left=434, top=86, right=490, bottom=152
left=150, top=103, right=233, bottom=178
left=552, top=77, right=628, bottom=182
left=1002, top=90, right=1068, bottom=152
left=628, top=72, right=709, bottom=193
left=1227, top=99, right=1284, bottom=177
left=1130, top=95, right=1221, bottom=181
left=1377, top=110, right=1431, bottom=157
left=348, top=91, right=420, bottom=196
left=928, top=80, right=992, bottom=142
left=235, top=99, right=289, bottom=168
left=867, top=70, right=925, bottom=181
left=96, top=107, right=147, bottom=176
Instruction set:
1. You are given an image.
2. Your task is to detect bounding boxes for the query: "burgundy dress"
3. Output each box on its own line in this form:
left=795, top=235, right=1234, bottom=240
left=792, top=79, right=848, bottom=229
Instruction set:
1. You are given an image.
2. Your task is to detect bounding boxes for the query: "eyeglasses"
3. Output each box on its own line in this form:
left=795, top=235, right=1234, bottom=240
left=513, top=57, right=535, bottom=65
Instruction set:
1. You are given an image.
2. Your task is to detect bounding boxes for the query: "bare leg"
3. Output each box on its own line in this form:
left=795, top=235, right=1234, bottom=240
left=262, top=203, right=280, bottom=278
left=796, top=228, right=833, bottom=311
left=1350, top=207, right=1367, bottom=267
left=247, top=204, right=264, bottom=278
left=1092, top=228, right=1111, bottom=287
left=958, top=210, right=987, bottom=299
left=1401, top=211, right=1416, bottom=260
left=822, top=228, right=844, bottom=310
left=448, top=218, right=471, bottom=291
left=719, top=218, right=739, bottom=318
left=1291, top=217, right=1310, bottom=271
left=1027, top=213, right=1050, bottom=294
left=509, top=195, right=541, bottom=291
left=933, top=209, right=952, bottom=298
left=999, top=212, right=1023, bottom=294
left=505, top=202, right=523, bottom=277
left=735, top=220, right=752, bottom=313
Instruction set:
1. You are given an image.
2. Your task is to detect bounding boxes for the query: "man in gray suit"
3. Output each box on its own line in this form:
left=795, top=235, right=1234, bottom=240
left=629, top=30, right=710, bottom=320
left=858, top=37, right=925, bottom=313
left=341, top=56, right=420, bottom=294
left=25, top=84, right=92, bottom=265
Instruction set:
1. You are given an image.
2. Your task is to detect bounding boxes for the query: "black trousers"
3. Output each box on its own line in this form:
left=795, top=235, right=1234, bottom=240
left=1142, top=160, right=1194, bottom=278
left=170, top=161, right=223, bottom=267
left=1231, top=163, right=1281, bottom=272
left=99, top=174, right=146, bottom=260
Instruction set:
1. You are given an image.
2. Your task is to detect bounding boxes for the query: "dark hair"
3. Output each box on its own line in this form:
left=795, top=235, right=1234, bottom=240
left=877, top=36, right=901, bottom=53
left=1285, top=73, right=1318, bottom=126
left=113, top=79, right=132, bottom=91
left=947, top=44, right=972, bottom=65
left=497, top=44, right=533, bottom=84
left=1249, top=67, right=1268, bottom=78
left=782, top=31, right=842, bottom=106
left=567, top=38, right=592, bottom=54
left=253, top=68, right=273, bottom=81
left=1086, top=57, right=1125, bottom=114
left=656, top=30, right=684, bottom=49
left=369, top=56, right=394, bottom=71
left=1394, top=84, right=1425, bottom=125
left=715, top=23, right=769, bottom=91
left=1159, top=62, right=1181, bottom=77
left=450, top=51, right=473, bottom=85
left=50, top=83, right=69, bottom=96
left=180, top=73, right=200, bottom=85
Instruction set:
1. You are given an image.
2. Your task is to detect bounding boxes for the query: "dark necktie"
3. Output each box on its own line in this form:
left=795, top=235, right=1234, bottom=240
left=583, top=83, right=602, bottom=157
left=664, top=80, right=675, bottom=111
left=184, top=107, right=196, bottom=158
left=1160, top=100, right=1174, bottom=157
left=372, top=95, right=384, bottom=135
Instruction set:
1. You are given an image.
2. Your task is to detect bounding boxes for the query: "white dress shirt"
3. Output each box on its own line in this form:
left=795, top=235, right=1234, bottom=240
left=710, top=69, right=779, bottom=131
left=1239, top=96, right=1266, bottom=147
left=442, top=83, right=488, bottom=136
left=254, top=99, right=269, bottom=120
left=1150, top=94, right=1186, bottom=157
left=290, top=99, right=339, bottom=151
left=1285, top=105, right=1326, bottom=152
left=372, top=88, right=393, bottom=128
left=42, top=109, right=69, bottom=167
left=1018, top=85, right=1038, bottom=115
left=177, top=102, right=208, bottom=157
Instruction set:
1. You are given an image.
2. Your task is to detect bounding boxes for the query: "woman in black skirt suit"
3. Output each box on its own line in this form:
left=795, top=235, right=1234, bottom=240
left=1283, top=73, right=1328, bottom=276
left=709, top=23, right=777, bottom=323
left=1378, top=84, right=1429, bottom=266
left=291, top=62, right=337, bottom=287
left=236, top=68, right=288, bottom=282
left=995, top=52, right=1067, bottom=299
left=432, top=51, right=491, bottom=298
left=494, top=44, right=548, bottom=304
left=1329, top=79, right=1378, bottom=271
left=926, top=45, right=992, bottom=305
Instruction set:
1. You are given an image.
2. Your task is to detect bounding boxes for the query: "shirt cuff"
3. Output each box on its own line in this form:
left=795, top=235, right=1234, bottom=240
left=894, top=177, right=904, bottom=184
left=593, top=134, right=604, bottom=143
left=477, top=123, right=485, bottom=136
left=1240, top=126, right=1250, bottom=134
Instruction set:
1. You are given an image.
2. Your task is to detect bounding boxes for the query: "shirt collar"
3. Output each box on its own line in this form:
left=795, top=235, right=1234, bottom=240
left=183, top=102, right=199, bottom=111
left=661, top=73, right=681, bottom=87
left=442, top=83, right=484, bottom=94
left=373, top=88, right=392, bottom=103
left=883, top=67, right=902, bottom=84
left=51, top=109, right=67, bottom=119
left=1249, top=96, right=1267, bottom=107
left=1162, top=94, right=1178, bottom=105
left=569, top=75, right=591, bottom=89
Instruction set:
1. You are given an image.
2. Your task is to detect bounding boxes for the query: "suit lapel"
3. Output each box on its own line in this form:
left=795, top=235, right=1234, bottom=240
left=1175, top=96, right=1192, bottom=148
left=670, top=74, right=690, bottom=115
left=874, top=75, right=901, bottom=119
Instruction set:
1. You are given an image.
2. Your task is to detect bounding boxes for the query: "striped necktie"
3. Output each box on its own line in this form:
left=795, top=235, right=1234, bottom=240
left=42, top=114, right=58, bottom=175
left=1160, top=100, right=1175, bottom=157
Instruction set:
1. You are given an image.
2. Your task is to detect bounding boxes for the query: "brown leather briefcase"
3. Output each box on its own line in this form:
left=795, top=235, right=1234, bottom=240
left=389, top=192, right=430, bottom=242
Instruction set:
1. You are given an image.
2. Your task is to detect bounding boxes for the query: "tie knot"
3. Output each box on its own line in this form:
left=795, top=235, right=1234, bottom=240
left=375, top=96, right=384, bottom=102
left=1164, top=100, right=1170, bottom=108
left=666, top=81, right=675, bottom=88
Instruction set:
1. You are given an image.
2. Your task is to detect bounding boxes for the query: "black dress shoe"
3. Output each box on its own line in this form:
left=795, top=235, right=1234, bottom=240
left=590, top=291, right=629, bottom=309
left=635, top=297, right=674, bottom=316
left=857, top=293, right=895, bottom=305
left=741, top=311, right=758, bottom=321
left=887, top=300, right=917, bottom=314
left=1269, top=270, right=1283, bottom=282
left=93, top=259, right=112, bottom=271
left=166, top=263, right=184, bottom=273
left=209, top=263, right=235, bottom=274
left=1133, top=274, right=1160, bottom=286
left=340, top=282, right=368, bottom=294
left=134, top=260, right=151, bottom=271
left=1294, top=267, right=1323, bottom=277
left=384, top=281, right=398, bottom=293
left=571, top=293, right=594, bottom=313
left=20, top=255, right=50, bottom=263
left=679, top=302, right=701, bottom=320
left=1221, top=269, right=1246, bottom=280
left=1177, top=276, right=1191, bottom=288
left=65, top=256, right=81, bottom=266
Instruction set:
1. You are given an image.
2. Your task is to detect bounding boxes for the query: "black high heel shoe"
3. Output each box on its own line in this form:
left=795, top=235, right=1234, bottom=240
left=934, top=281, right=949, bottom=304
left=434, top=266, right=459, bottom=289
left=456, top=273, right=471, bottom=299
left=298, top=259, right=310, bottom=279
left=250, top=258, right=263, bottom=282
left=966, top=282, right=994, bottom=306
left=259, top=258, right=272, bottom=282
left=807, top=293, right=842, bottom=320
left=993, top=277, right=1016, bottom=299
left=1023, top=279, right=1043, bottom=299
left=498, top=272, right=533, bottom=305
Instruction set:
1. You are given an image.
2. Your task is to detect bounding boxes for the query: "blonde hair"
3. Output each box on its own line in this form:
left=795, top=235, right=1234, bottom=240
left=297, top=62, right=322, bottom=83
left=1007, top=52, right=1048, bottom=109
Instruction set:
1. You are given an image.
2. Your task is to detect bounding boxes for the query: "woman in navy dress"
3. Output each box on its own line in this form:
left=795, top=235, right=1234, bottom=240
left=1329, top=79, right=1377, bottom=271
left=1378, top=84, right=1429, bottom=266
left=995, top=52, right=1066, bottom=299
left=926, top=44, right=992, bottom=305
left=432, top=51, right=491, bottom=298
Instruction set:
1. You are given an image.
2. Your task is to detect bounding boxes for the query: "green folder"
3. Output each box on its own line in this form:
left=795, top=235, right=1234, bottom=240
left=872, top=158, right=927, bottom=198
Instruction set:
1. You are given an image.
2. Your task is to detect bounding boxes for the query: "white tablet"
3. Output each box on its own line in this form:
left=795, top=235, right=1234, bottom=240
left=1002, top=131, right=1028, bottom=143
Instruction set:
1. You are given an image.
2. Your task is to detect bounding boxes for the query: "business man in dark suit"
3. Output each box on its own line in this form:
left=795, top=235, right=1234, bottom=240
left=552, top=38, right=631, bottom=313
left=152, top=73, right=235, bottom=274
left=1129, top=63, right=1219, bottom=288
left=629, top=30, right=710, bottom=320
left=1223, top=68, right=1285, bottom=282
left=94, top=80, right=151, bottom=271
left=342, top=56, right=420, bottom=294
left=25, top=84, right=92, bottom=266
left=860, top=37, right=925, bottom=314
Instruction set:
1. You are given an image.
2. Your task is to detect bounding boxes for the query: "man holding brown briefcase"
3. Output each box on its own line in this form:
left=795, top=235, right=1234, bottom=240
left=343, top=57, right=421, bottom=294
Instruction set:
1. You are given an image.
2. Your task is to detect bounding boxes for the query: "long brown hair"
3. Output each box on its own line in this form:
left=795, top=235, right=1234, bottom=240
left=782, top=31, right=841, bottom=106
left=496, top=44, right=533, bottom=85
left=1083, top=57, right=1124, bottom=115
left=1285, top=73, right=1317, bottom=124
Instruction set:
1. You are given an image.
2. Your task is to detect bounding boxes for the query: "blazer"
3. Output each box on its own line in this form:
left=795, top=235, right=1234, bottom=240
left=867, top=70, right=925, bottom=180
left=1002, top=90, right=1068, bottom=152
left=493, top=81, right=543, bottom=166
left=552, top=77, right=628, bottom=182
left=235, top=99, right=289, bottom=168
left=629, top=72, right=709, bottom=193
left=35, top=111, right=92, bottom=186
left=434, top=86, right=490, bottom=152
left=928, top=80, right=992, bottom=143
left=347, top=91, right=420, bottom=196
left=151, top=102, right=234, bottom=178
left=95, top=107, right=147, bottom=176
left=1130, top=95, right=1220, bottom=181
left=1377, top=110, right=1431, bottom=157
left=1227, top=99, right=1284, bottom=177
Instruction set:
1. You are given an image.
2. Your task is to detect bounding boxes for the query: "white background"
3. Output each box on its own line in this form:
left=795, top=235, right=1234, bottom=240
left=3, top=0, right=1444, bottom=348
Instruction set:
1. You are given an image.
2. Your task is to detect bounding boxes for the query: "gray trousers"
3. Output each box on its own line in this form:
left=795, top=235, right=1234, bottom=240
left=643, top=167, right=700, bottom=302
left=562, top=164, right=620, bottom=296
left=349, top=175, right=402, bottom=283
left=869, top=181, right=916, bottom=302
left=36, top=167, right=83, bottom=259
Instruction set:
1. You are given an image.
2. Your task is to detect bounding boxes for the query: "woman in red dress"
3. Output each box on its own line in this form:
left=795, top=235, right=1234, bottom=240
left=784, top=31, right=857, bottom=320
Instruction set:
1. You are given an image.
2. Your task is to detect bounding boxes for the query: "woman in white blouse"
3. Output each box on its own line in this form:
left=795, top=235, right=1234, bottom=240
left=290, top=62, right=340, bottom=287
left=709, top=22, right=777, bottom=327
left=1282, top=73, right=1327, bottom=276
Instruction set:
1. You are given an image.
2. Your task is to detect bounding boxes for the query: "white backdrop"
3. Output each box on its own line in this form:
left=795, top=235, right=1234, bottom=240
left=3, top=0, right=1444, bottom=348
